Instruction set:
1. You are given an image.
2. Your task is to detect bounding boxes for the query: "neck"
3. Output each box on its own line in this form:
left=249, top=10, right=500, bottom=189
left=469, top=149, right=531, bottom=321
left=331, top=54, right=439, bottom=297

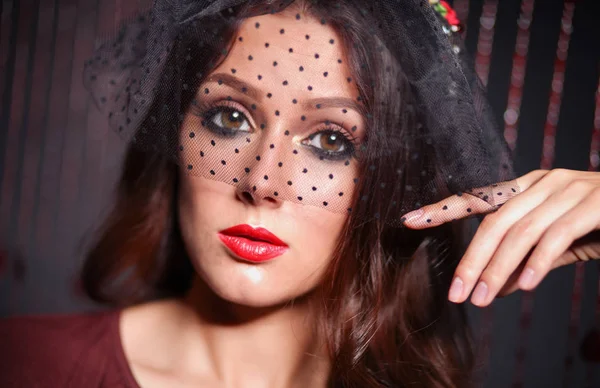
left=172, top=276, right=331, bottom=388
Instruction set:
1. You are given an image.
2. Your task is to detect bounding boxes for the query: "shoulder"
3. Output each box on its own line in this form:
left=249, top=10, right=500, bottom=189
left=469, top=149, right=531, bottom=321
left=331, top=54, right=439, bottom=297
left=0, top=308, right=117, bottom=337
left=0, top=309, right=123, bottom=387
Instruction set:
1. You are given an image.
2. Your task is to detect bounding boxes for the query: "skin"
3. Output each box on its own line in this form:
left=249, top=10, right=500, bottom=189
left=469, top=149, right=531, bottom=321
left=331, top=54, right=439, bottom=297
left=120, top=8, right=365, bottom=388
left=402, top=168, right=600, bottom=307
left=115, top=7, right=600, bottom=388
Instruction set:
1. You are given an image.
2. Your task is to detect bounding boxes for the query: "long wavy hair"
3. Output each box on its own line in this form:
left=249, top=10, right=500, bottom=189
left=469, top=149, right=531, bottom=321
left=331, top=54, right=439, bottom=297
left=82, top=1, right=476, bottom=386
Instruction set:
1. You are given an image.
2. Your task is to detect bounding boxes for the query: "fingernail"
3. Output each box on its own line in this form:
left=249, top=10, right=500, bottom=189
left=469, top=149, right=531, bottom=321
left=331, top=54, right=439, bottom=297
left=518, top=268, right=536, bottom=289
left=448, top=277, right=464, bottom=302
left=471, top=281, right=488, bottom=305
left=402, top=208, right=424, bottom=222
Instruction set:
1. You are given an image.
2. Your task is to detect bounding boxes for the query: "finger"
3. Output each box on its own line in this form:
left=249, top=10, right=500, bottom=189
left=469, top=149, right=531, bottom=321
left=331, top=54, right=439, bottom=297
left=448, top=169, right=570, bottom=303
left=517, top=187, right=600, bottom=291
left=404, top=169, right=549, bottom=229
left=496, top=260, right=528, bottom=297
left=400, top=191, right=497, bottom=228
left=469, top=180, right=594, bottom=306
left=552, top=230, right=600, bottom=268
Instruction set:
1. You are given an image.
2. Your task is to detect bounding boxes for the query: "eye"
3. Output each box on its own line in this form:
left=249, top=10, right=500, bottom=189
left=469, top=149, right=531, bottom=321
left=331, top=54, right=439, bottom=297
left=309, top=131, right=347, bottom=152
left=302, top=129, right=356, bottom=160
left=204, top=106, right=251, bottom=136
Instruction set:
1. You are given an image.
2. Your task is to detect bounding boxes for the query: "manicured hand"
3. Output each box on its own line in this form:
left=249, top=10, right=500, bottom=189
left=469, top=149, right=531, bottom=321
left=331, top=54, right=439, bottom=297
left=400, top=169, right=600, bottom=307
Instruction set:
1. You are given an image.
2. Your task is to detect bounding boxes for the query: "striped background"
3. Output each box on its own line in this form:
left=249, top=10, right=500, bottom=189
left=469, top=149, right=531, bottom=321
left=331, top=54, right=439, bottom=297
left=0, top=0, right=599, bottom=387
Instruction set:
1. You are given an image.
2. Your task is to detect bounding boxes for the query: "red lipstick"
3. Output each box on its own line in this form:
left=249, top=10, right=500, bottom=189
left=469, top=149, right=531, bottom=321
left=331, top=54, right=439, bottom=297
left=217, top=224, right=288, bottom=263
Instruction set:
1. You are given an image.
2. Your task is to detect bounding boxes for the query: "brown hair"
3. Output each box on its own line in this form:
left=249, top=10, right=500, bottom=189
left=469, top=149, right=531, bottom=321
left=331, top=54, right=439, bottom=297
left=82, top=1, right=475, bottom=386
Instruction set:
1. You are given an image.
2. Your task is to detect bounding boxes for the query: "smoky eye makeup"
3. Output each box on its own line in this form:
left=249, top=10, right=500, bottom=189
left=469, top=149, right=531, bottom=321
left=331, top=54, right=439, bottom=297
left=300, top=125, right=359, bottom=161
left=190, top=76, right=365, bottom=160
left=304, top=106, right=367, bottom=145
left=191, top=81, right=261, bottom=125
left=204, top=106, right=252, bottom=137
left=190, top=99, right=258, bottom=137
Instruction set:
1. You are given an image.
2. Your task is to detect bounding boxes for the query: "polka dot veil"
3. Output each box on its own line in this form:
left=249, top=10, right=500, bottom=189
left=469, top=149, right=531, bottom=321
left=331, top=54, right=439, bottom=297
left=83, top=0, right=521, bottom=226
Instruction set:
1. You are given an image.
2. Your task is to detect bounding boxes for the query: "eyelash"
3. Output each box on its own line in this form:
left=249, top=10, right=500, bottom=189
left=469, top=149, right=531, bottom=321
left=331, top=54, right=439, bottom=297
left=191, top=100, right=253, bottom=137
left=193, top=101, right=359, bottom=161
left=304, top=128, right=357, bottom=161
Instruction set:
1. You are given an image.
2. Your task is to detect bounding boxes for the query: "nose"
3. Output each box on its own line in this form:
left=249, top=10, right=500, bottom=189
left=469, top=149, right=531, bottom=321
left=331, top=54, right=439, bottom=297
left=235, top=161, right=283, bottom=208
left=235, top=185, right=281, bottom=208
left=234, top=138, right=288, bottom=209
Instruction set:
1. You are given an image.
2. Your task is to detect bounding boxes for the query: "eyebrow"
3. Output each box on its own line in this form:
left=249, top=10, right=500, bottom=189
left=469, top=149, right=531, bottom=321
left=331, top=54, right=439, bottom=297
left=205, top=73, right=366, bottom=117
left=302, top=97, right=367, bottom=118
left=205, top=73, right=262, bottom=101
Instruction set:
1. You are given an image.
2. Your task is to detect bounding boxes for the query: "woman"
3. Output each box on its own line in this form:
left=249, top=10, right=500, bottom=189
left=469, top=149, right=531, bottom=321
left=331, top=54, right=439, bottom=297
left=1, top=0, right=599, bottom=387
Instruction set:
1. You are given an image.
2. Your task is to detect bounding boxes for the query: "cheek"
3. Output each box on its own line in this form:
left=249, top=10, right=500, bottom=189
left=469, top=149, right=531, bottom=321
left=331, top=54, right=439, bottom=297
left=292, top=206, right=349, bottom=264
left=176, top=172, right=223, bottom=251
left=178, top=171, right=205, bottom=221
left=176, top=174, right=349, bottom=305
left=175, top=146, right=352, bottom=295
left=177, top=176, right=204, bottom=255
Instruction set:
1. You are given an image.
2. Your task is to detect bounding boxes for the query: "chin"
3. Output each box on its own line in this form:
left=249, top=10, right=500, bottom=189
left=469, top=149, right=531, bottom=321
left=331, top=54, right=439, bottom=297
left=194, top=255, right=320, bottom=309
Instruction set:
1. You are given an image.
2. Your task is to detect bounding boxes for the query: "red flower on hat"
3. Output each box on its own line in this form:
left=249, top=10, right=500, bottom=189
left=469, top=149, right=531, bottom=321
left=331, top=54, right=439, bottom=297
left=440, top=1, right=460, bottom=26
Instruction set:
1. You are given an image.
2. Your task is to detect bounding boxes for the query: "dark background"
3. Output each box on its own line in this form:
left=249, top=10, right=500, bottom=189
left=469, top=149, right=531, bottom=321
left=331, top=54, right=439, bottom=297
left=1, top=0, right=599, bottom=387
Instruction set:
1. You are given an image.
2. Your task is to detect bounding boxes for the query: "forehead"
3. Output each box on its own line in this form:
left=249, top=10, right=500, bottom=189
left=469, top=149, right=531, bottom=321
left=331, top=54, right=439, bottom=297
left=213, top=10, right=360, bottom=101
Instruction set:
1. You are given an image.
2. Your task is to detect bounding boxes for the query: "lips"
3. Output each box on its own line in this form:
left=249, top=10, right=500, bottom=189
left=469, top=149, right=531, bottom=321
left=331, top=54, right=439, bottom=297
left=217, top=224, right=289, bottom=263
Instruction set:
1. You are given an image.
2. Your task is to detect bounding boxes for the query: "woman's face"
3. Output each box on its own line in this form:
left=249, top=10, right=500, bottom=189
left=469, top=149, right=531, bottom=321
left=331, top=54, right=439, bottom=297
left=177, top=9, right=366, bottom=307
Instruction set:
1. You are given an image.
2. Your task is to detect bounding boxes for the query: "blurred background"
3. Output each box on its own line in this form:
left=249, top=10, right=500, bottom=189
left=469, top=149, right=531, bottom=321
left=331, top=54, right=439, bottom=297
left=0, top=0, right=599, bottom=387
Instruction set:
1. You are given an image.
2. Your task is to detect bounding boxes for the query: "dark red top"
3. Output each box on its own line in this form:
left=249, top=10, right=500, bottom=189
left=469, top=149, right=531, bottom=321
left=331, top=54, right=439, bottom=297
left=0, top=309, right=140, bottom=388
